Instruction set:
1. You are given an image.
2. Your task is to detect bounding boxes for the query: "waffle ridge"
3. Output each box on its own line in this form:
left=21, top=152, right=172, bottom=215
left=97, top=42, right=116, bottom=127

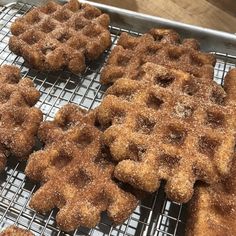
left=0, top=65, right=42, bottom=172
left=101, top=29, right=216, bottom=84
left=9, top=0, right=111, bottom=74
left=186, top=69, right=236, bottom=236
left=97, top=62, right=236, bottom=203
left=25, top=104, right=138, bottom=232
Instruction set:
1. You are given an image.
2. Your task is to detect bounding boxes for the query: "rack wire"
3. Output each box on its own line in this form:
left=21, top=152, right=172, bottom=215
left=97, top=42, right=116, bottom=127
left=0, top=2, right=235, bottom=236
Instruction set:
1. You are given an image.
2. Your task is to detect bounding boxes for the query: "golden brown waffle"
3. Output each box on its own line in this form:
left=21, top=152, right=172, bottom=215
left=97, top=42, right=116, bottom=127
left=186, top=148, right=236, bottom=234
left=185, top=69, right=236, bottom=236
left=186, top=181, right=236, bottom=236
left=101, top=29, right=216, bottom=84
left=0, top=65, right=42, bottom=172
left=9, top=0, right=111, bottom=74
left=97, top=63, right=236, bottom=203
left=25, top=104, right=138, bottom=232
left=0, top=226, right=34, bottom=236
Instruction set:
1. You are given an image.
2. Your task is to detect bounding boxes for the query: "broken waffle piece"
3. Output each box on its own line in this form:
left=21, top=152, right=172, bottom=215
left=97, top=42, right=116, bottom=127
left=101, top=29, right=216, bottom=84
left=0, top=65, right=43, bottom=172
left=96, top=63, right=236, bottom=203
left=9, top=0, right=111, bottom=74
left=0, top=226, right=34, bottom=236
left=186, top=158, right=236, bottom=235
left=25, top=104, right=138, bottom=232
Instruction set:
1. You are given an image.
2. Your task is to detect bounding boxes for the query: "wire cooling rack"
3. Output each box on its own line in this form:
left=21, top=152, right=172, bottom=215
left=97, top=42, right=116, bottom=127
left=0, top=2, right=236, bottom=236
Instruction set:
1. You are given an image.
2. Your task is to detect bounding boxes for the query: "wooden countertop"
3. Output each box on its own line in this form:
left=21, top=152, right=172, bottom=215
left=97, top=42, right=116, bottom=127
left=89, top=0, right=236, bottom=33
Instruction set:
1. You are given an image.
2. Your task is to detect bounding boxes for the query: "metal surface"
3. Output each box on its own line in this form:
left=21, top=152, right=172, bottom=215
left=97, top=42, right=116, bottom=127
left=0, top=1, right=235, bottom=236
left=2, top=0, right=236, bottom=54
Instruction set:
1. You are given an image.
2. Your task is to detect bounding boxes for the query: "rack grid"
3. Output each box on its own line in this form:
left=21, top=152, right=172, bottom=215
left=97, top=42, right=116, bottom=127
left=0, top=2, right=235, bottom=236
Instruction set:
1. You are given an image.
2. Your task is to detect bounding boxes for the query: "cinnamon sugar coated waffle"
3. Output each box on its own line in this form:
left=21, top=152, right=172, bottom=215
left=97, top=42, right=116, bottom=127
left=186, top=181, right=236, bottom=236
left=0, top=226, right=34, bottom=236
left=9, top=0, right=111, bottom=74
left=0, top=65, right=42, bottom=172
left=25, top=104, right=138, bottom=232
left=185, top=69, right=236, bottom=236
left=101, top=29, right=216, bottom=84
left=97, top=63, right=236, bottom=203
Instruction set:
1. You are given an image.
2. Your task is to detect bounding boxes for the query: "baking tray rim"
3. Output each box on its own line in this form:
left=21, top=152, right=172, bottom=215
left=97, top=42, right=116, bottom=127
left=1, top=0, right=236, bottom=55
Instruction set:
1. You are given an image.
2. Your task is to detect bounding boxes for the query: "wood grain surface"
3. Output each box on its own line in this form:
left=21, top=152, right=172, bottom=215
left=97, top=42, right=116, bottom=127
left=89, top=0, right=236, bottom=33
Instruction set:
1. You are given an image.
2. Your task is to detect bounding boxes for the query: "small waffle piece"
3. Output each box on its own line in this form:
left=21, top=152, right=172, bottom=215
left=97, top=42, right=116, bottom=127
left=97, top=63, right=236, bottom=203
left=9, top=0, right=111, bottom=74
left=101, top=29, right=216, bottom=84
left=186, top=149, right=236, bottom=235
left=0, top=65, right=42, bottom=172
left=0, top=226, right=34, bottom=236
left=25, top=104, right=138, bottom=232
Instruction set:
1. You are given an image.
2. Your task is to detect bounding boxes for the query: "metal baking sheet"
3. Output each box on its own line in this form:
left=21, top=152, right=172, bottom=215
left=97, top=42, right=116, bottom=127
left=0, top=1, right=235, bottom=235
left=3, top=0, right=236, bottom=54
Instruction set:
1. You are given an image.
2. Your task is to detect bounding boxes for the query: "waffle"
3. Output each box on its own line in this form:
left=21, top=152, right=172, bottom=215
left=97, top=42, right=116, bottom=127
left=101, top=29, right=216, bottom=84
left=0, top=226, right=34, bottom=236
left=0, top=65, right=42, bottom=172
left=96, top=63, right=236, bottom=203
left=9, top=0, right=111, bottom=74
left=185, top=69, right=236, bottom=236
left=25, top=104, right=138, bottom=232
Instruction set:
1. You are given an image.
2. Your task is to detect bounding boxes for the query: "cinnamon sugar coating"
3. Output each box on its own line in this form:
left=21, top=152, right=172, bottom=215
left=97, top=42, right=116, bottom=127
left=0, top=226, right=34, bottom=236
left=97, top=63, right=236, bottom=203
left=186, top=69, right=236, bottom=236
left=0, top=65, right=42, bottom=172
left=9, top=0, right=111, bottom=74
left=25, top=104, right=138, bottom=232
left=101, top=29, right=216, bottom=84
